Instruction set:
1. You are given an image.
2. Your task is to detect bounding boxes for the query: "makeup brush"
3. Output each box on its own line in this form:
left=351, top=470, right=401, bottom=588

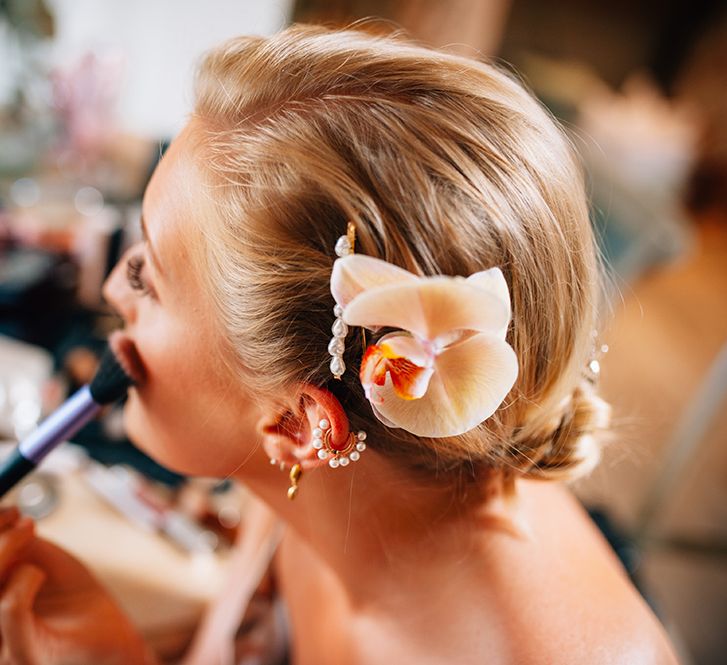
left=0, top=342, right=135, bottom=498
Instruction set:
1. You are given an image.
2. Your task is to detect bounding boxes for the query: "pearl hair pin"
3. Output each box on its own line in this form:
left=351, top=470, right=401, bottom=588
left=328, top=222, right=356, bottom=379
left=311, top=418, right=367, bottom=468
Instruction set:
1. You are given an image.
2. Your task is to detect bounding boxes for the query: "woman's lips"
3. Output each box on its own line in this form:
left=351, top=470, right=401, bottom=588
left=108, top=331, right=147, bottom=386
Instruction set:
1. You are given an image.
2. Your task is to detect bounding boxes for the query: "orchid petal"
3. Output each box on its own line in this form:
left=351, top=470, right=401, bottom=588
left=467, top=267, right=511, bottom=337
left=367, top=333, right=518, bottom=437
left=360, top=334, right=435, bottom=401
left=388, top=359, right=435, bottom=400
left=331, top=255, right=417, bottom=309
left=378, top=333, right=432, bottom=367
left=343, top=278, right=510, bottom=345
left=360, top=344, right=388, bottom=396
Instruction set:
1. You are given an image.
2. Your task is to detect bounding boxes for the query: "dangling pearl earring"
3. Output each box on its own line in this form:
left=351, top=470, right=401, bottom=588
left=311, top=418, right=367, bottom=469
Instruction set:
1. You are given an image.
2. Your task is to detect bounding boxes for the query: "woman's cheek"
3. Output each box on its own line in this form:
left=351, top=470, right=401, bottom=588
left=119, top=320, right=196, bottom=471
left=123, top=388, right=257, bottom=477
left=124, top=389, right=217, bottom=477
left=121, top=292, right=263, bottom=476
left=122, top=389, right=180, bottom=470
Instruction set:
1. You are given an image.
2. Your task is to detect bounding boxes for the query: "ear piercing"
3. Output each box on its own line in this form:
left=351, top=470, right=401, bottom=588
left=311, top=418, right=367, bottom=469
left=269, top=457, right=285, bottom=471
left=270, top=417, right=368, bottom=499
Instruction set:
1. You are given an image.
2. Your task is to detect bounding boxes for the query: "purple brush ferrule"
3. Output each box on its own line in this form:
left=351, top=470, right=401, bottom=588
left=18, top=385, right=100, bottom=464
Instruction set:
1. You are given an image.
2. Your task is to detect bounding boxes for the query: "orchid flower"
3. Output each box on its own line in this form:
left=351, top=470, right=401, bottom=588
left=330, top=255, right=518, bottom=438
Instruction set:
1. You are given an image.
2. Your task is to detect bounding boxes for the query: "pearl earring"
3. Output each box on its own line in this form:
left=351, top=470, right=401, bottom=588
left=311, top=418, right=367, bottom=469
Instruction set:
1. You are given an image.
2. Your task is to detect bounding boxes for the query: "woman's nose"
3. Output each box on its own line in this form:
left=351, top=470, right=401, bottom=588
left=103, top=243, right=144, bottom=325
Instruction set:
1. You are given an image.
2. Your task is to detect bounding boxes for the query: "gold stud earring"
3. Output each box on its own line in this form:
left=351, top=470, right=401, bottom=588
left=287, top=463, right=302, bottom=500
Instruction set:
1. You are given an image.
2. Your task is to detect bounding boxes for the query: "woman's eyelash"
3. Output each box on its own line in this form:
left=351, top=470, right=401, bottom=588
left=126, top=254, right=153, bottom=296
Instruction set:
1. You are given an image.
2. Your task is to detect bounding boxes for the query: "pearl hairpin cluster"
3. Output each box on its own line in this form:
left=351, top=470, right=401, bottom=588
left=329, top=304, right=347, bottom=378
left=328, top=223, right=356, bottom=379
left=312, top=418, right=367, bottom=469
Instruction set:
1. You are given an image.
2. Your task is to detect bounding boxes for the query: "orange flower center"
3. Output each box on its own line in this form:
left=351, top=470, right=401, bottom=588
left=360, top=342, right=433, bottom=401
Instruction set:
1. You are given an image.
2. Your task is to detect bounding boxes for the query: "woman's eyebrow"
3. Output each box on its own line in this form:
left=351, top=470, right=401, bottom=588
left=140, top=214, right=164, bottom=276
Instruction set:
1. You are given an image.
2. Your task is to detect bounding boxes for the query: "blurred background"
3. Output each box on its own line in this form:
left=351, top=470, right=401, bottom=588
left=0, top=0, right=724, bottom=663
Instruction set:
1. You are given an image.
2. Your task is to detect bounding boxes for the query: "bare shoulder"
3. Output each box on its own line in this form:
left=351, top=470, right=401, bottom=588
left=500, top=481, right=681, bottom=665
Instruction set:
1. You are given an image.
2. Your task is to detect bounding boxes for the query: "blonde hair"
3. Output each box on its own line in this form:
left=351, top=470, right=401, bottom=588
left=191, top=24, right=610, bottom=484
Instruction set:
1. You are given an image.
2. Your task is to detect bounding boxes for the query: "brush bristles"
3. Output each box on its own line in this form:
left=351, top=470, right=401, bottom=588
left=89, top=346, right=134, bottom=404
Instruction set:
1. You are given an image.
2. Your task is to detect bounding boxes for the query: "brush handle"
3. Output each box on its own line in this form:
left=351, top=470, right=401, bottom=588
left=0, top=386, right=101, bottom=498
left=0, top=448, right=35, bottom=497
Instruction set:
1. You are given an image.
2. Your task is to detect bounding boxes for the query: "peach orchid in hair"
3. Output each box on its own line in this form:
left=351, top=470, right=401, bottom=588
left=330, top=255, right=518, bottom=438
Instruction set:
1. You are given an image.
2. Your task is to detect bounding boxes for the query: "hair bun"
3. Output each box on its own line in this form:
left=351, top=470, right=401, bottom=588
left=511, top=381, right=611, bottom=482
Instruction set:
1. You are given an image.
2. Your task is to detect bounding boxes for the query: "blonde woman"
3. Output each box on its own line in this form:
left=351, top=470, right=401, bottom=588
left=0, top=25, right=680, bottom=665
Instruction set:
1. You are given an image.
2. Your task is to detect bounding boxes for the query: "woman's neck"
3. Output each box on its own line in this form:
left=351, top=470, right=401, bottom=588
left=239, top=450, right=528, bottom=607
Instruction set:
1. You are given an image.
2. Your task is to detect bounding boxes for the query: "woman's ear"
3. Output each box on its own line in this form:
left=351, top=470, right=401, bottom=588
left=258, top=384, right=350, bottom=470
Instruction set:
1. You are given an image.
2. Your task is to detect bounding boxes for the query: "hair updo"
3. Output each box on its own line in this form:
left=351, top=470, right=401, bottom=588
left=190, top=24, right=610, bottom=485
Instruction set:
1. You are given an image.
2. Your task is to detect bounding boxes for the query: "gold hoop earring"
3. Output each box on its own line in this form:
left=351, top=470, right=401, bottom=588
left=311, top=418, right=367, bottom=469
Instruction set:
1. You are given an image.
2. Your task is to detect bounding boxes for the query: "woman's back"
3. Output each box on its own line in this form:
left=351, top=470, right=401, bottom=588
left=276, top=479, right=679, bottom=665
